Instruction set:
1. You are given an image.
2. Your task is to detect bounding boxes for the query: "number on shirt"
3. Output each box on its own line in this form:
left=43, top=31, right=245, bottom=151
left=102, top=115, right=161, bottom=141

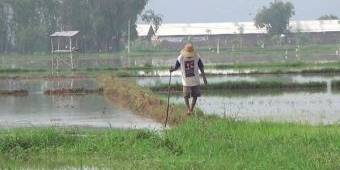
left=184, top=60, right=195, bottom=77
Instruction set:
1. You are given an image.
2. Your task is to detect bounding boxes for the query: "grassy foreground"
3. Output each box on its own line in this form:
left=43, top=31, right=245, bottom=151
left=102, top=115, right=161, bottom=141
left=0, top=118, right=340, bottom=169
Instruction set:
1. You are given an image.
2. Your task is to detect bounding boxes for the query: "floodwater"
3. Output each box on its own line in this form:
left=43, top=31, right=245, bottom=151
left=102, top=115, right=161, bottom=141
left=0, top=78, right=98, bottom=92
left=0, top=78, right=161, bottom=129
left=144, top=74, right=340, bottom=124
left=171, top=92, right=340, bottom=124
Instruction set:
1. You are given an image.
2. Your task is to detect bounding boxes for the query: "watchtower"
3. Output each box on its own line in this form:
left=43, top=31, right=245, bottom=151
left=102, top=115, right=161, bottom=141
left=50, top=31, right=80, bottom=75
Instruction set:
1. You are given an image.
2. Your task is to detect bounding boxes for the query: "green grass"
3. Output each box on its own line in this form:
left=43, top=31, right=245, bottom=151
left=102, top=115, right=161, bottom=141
left=150, top=81, right=327, bottom=92
left=331, top=80, right=340, bottom=90
left=128, top=43, right=340, bottom=58
left=0, top=118, right=340, bottom=169
left=210, top=61, right=309, bottom=70
left=2, top=53, right=340, bottom=78
left=0, top=90, right=28, bottom=96
left=0, top=68, right=47, bottom=73
left=210, top=61, right=340, bottom=69
left=1, top=65, right=340, bottom=79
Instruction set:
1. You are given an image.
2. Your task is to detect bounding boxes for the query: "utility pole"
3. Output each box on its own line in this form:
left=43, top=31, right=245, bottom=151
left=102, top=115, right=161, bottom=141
left=217, top=39, right=220, bottom=54
left=127, top=19, right=131, bottom=54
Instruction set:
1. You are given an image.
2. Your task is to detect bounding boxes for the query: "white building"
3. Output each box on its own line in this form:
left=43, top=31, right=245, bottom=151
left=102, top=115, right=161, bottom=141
left=137, top=20, right=340, bottom=47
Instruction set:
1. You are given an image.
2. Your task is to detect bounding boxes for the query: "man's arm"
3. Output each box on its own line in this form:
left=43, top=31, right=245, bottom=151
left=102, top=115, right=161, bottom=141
left=170, top=60, right=180, bottom=72
left=198, top=59, right=208, bottom=85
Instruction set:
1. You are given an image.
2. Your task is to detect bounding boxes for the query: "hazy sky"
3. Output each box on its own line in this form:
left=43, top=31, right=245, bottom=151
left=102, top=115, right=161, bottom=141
left=145, top=0, right=340, bottom=23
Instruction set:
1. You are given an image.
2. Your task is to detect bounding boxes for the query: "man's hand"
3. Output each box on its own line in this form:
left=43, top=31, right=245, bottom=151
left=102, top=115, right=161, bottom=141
left=203, top=76, right=208, bottom=85
left=169, top=66, right=175, bottom=73
left=201, top=71, right=208, bottom=85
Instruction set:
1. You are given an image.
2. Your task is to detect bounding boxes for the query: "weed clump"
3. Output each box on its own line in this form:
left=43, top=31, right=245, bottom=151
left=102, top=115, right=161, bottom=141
left=43, top=88, right=103, bottom=96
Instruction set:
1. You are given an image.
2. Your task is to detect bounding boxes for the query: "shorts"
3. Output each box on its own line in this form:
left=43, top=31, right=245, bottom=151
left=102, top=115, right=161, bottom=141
left=183, top=86, right=201, bottom=98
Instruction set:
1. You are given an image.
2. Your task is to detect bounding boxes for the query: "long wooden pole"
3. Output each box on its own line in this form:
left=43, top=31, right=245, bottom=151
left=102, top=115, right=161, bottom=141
left=128, top=19, right=131, bottom=54
left=164, top=72, right=172, bottom=127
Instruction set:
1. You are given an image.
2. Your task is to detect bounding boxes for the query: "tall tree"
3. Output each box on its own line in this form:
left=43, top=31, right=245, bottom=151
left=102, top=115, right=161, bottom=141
left=142, top=9, right=163, bottom=33
left=0, top=0, right=149, bottom=53
left=0, top=1, right=6, bottom=52
left=318, top=14, right=339, bottom=20
left=61, top=0, right=148, bottom=52
left=6, top=0, right=60, bottom=53
left=61, top=0, right=93, bottom=52
left=255, top=1, right=295, bottom=35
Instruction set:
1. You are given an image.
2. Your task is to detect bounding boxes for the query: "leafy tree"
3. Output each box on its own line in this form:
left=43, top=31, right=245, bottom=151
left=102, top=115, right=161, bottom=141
left=318, top=14, right=338, bottom=20
left=255, top=1, right=295, bottom=35
left=61, top=0, right=148, bottom=52
left=60, top=0, right=94, bottom=52
left=7, top=0, right=41, bottom=53
left=142, top=9, right=163, bottom=33
left=0, top=1, right=6, bottom=52
left=0, top=0, right=149, bottom=53
left=5, top=0, right=60, bottom=53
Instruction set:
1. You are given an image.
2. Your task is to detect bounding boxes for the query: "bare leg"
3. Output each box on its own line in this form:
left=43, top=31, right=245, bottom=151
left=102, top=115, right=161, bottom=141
left=184, top=97, right=191, bottom=114
left=190, top=97, right=198, bottom=113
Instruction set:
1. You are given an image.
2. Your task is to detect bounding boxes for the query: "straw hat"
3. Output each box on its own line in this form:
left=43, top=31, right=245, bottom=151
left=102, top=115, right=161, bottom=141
left=180, top=43, right=197, bottom=58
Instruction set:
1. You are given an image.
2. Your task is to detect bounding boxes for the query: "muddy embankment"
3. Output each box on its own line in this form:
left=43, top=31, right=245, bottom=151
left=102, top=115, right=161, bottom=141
left=0, top=90, right=28, bottom=96
left=44, top=88, right=103, bottom=96
left=150, top=81, right=327, bottom=93
left=98, top=75, right=192, bottom=125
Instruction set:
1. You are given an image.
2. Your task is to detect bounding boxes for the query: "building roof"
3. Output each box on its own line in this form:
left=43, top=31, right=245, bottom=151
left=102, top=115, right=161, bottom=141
left=155, top=22, right=267, bottom=36
left=137, top=20, right=340, bottom=37
left=290, top=20, right=340, bottom=33
left=50, top=31, right=80, bottom=37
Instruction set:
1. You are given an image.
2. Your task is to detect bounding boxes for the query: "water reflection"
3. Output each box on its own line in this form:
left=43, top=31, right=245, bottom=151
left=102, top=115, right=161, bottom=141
left=0, top=94, right=161, bottom=129
left=0, top=78, right=162, bottom=129
left=0, top=78, right=98, bottom=93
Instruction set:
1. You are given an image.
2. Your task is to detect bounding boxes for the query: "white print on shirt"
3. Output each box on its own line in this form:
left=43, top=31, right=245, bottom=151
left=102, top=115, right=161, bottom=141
left=185, top=60, right=195, bottom=77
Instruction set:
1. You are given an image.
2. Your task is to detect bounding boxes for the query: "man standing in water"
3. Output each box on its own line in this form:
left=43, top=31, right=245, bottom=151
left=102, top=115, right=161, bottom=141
left=170, top=43, right=208, bottom=115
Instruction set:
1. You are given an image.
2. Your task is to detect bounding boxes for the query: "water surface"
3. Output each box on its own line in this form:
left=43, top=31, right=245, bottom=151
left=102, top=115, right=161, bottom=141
left=146, top=74, right=340, bottom=124
left=0, top=78, right=161, bottom=129
left=170, top=91, right=340, bottom=124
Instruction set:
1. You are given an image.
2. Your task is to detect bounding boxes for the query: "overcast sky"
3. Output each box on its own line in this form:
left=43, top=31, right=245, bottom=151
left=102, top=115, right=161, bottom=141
left=145, top=0, right=340, bottom=23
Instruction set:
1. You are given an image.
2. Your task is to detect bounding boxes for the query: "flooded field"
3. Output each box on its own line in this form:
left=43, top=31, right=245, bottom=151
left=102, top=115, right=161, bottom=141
left=141, top=74, right=340, bottom=124
left=170, top=92, right=340, bottom=124
left=0, top=78, right=161, bottom=129
left=0, top=78, right=98, bottom=92
left=136, top=68, right=257, bottom=77
left=2, top=52, right=340, bottom=70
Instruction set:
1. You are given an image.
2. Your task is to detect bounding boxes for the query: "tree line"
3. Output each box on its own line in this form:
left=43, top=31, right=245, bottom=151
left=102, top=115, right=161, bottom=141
left=255, top=1, right=339, bottom=36
left=0, top=0, right=148, bottom=53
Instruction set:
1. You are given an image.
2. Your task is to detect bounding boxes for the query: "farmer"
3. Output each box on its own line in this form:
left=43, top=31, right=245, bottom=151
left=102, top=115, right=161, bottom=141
left=170, top=43, right=208, bottom=115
